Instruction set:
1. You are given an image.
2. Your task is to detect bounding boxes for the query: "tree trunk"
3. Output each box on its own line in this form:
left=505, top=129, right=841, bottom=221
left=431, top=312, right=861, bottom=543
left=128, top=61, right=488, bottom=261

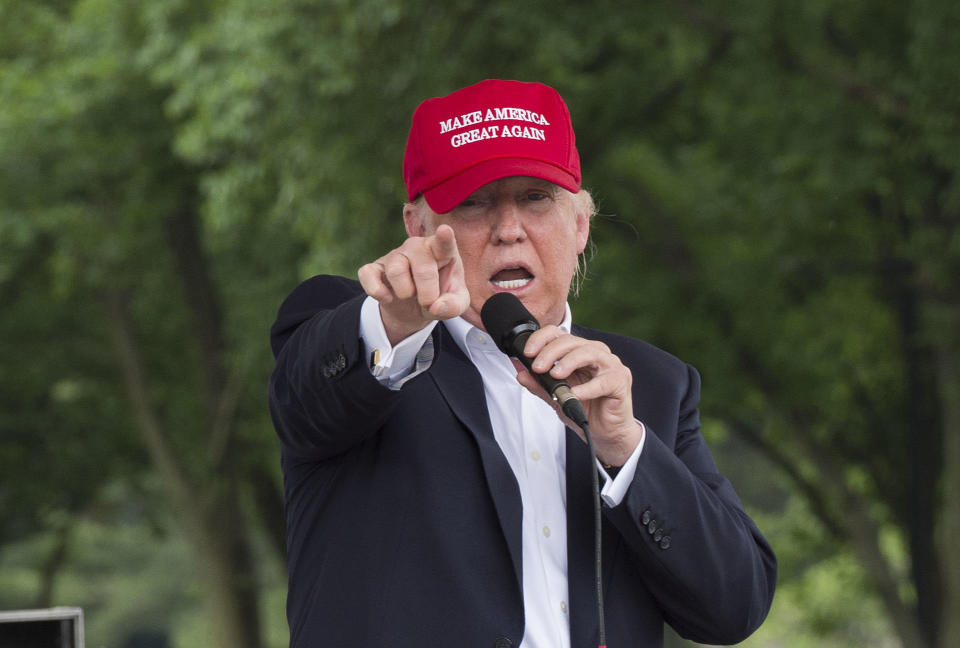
left=103, top=288, right=263, bottom=648
left=891, top=262, right=943, bottom=647
left=936, top=329, right=960, bottom=648
left=33, top=520, right=72, bottom=609
left=187, top=473, right=263, bottom=648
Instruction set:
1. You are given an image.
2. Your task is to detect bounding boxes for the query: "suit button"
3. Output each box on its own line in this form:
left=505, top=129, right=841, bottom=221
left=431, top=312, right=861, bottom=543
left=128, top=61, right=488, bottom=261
left=493, top=638, right=514, bottom=648
left=647, top=519, right=659, bottom=534
left=641, top=509, right=651, bottom=526
left=654, top=529, right=663, bottom=542
left=659, top=535, right=672, bottom=550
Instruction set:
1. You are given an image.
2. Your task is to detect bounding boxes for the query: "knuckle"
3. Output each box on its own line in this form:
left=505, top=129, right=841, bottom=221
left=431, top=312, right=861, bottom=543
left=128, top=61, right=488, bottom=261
left=383, top=257, right=409, bottom=278
left=358, top=267, right=384, bottom=292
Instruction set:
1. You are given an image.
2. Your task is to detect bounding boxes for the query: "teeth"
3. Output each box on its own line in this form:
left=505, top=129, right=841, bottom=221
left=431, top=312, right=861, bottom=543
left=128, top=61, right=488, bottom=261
left=493, top=278, right=532, bottom=289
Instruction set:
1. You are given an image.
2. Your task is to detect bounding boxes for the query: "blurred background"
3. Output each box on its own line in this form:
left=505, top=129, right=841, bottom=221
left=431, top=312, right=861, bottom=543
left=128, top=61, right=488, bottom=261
left=1, top=0, right=958, bottom=646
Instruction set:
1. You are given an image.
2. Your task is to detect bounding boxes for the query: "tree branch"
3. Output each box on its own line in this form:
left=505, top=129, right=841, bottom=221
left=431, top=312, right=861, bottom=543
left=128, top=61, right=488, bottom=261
left=723, top=416, right=844, bottom=538
left=164, top=197, right=228, bottom=427
left=813, top=448, right=929, bottom=648
left=101, top=288, right=194, bottom=504
left=33, top=517, right=72, bottom=609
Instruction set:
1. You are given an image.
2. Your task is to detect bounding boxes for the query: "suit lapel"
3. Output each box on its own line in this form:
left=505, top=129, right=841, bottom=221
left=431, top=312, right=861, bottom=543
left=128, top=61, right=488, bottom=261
left=428, top=324, right=524, bottom=596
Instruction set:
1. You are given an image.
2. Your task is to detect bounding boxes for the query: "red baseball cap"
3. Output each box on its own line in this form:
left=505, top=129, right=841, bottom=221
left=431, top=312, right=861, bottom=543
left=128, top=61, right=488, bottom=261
left=403, top=79, right=581, bottom=214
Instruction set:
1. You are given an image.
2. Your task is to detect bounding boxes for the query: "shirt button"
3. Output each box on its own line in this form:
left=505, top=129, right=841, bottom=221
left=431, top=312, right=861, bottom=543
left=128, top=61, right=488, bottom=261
left=542, top=525, right=551, bottom=538
left=530, top=450, right=541, bottom=461
left=560, top=601, right=568, bottom=614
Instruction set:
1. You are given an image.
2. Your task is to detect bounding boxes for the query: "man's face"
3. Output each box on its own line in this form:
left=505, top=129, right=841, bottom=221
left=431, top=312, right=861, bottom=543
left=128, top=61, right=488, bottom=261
left=405, top=177, right=590, bottom=329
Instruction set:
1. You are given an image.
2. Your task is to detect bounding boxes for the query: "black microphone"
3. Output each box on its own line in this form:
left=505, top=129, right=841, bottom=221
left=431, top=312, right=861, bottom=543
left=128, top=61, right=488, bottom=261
left=480, top=292, right=589, bottom=429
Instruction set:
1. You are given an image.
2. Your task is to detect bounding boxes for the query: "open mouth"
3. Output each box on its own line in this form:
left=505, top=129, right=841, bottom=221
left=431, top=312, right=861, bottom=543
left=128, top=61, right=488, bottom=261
left=491, top=267, right=533, bottom=290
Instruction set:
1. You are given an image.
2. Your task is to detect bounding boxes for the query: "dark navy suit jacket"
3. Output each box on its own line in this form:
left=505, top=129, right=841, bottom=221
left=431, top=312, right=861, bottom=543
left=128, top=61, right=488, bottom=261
left=269, top=275, right=776, bottom=648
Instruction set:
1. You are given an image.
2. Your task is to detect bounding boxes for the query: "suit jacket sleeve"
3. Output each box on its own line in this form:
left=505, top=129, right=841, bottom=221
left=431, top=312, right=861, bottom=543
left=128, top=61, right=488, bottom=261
left=269, top=274, right=399, bottom=460
left=595, top=330, right=777, bottom=644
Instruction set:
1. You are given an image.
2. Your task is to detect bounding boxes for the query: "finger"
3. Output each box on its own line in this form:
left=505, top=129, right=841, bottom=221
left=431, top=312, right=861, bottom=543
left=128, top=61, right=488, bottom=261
left=512, top=358, right=559, bottom=407
left=428, top=282, right=471, bottom=319
left=405, top=247, right=441, bottom=307
left=522, top=325, right=575, bottom=356
left=381, top=250, right=420, bottom=301
left=429, top=224, right=460, bottom=266
left=542, top=342, right=614, bottom=381
left=525, top=330, right=590, bottom=371
left=358, top=262, right=395, bottom=303
left=569, top=366, right=632, bottom=402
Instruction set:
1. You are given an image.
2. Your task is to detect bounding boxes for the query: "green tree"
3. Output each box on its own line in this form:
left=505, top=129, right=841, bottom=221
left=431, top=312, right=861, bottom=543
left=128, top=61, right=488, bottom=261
left=572, top=3, right=960, bottom=646
left=2, top=1, right=958, bottom=647
left=1, top=1, right=289, bottom=645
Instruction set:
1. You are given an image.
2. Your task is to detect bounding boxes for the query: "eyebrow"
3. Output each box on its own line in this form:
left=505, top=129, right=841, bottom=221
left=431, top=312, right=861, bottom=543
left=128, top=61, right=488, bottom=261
left=465, top=180, right=561, bottom=201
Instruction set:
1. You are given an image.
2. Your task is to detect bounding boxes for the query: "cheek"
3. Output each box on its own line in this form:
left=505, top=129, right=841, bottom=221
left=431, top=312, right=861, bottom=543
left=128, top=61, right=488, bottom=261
left=454, top=241, right=491, bottom=293
left=457, top=247, right=483, bottom=277
left=543, top=238, right=579, bottom=280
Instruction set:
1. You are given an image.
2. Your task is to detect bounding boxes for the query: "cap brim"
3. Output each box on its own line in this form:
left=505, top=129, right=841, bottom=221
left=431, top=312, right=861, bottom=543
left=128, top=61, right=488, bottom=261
left=422, top=158, right=581, bottom=214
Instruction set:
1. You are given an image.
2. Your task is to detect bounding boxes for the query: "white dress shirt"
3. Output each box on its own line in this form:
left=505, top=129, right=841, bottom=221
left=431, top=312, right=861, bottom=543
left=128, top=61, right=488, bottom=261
left=359, top=297, right=644, bottom=648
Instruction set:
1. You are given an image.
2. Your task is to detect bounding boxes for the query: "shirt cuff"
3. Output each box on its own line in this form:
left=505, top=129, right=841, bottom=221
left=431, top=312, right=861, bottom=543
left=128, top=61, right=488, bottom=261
left=598, top=421, right=646, bottom=507
left=360, top=296, right=437, bottom=389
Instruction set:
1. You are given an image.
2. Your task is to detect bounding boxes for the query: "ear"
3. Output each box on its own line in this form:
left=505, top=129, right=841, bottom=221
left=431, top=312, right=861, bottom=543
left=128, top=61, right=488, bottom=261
left=403, top=201, right=431, bottom=238
left=574, top=200, right=590, bottom=254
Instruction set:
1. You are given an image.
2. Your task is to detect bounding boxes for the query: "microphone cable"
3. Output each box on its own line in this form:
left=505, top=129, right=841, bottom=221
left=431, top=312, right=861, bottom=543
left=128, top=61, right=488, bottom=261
left=579, top=417, right=606, bottom=648
left=556, top=398, right=607, bottom=647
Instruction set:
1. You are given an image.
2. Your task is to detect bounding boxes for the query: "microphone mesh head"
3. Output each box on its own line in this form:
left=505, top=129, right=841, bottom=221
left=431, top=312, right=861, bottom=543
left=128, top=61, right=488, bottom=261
left=480, top=292, right=538, bottom=352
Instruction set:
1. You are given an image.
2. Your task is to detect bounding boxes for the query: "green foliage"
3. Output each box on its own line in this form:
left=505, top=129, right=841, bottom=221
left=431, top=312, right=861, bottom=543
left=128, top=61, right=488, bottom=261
left=0, top=505, right=289, bottom=648
left=2, top=0, right=958, bottom=646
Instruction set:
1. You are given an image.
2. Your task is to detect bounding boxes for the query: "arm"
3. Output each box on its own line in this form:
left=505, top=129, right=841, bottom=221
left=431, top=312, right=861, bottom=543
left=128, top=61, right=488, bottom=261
left=517, top=327, right=775, bottom=642
left=607, top=362, right=777, bottom=644
left=268, top=276, right=402, bottom=460
left=270, top=225, right=470, bottom=460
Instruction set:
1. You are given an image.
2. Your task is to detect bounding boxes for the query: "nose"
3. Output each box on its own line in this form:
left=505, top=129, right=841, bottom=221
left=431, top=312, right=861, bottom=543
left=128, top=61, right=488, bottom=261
left=492, top=201, right=526, bottom=244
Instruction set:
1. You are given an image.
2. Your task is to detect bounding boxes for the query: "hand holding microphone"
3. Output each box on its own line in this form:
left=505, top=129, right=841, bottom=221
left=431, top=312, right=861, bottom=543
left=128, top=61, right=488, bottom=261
left=481, top=292, right=589, bottom=428
left=481, top=291, right=643, bottom=468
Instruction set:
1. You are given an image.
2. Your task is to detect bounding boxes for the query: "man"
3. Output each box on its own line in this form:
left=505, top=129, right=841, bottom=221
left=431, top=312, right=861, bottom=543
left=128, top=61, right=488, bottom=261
left=269, top=79, right=776, bottom=648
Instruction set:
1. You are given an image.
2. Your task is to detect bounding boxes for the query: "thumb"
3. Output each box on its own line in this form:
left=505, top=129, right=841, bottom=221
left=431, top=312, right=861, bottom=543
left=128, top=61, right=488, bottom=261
left=511, top=358, right=550, bottom=401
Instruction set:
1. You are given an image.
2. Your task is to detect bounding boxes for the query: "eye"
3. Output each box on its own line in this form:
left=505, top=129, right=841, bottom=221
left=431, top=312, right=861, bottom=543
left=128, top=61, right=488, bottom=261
left=452, top=195, right=490, bottom=220
left=519, top=187, right=556, bottom=213
left=458, top=192, right=490, bottom=207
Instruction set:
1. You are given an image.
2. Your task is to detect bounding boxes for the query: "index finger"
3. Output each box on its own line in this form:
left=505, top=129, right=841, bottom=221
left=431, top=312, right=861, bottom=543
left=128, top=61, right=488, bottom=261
left=428, top=224, right=459, bottom=265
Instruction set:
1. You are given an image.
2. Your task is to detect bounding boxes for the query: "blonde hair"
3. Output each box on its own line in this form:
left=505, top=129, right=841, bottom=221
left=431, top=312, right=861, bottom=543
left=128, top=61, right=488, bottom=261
left=570, top=188, right=596, bottom=297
